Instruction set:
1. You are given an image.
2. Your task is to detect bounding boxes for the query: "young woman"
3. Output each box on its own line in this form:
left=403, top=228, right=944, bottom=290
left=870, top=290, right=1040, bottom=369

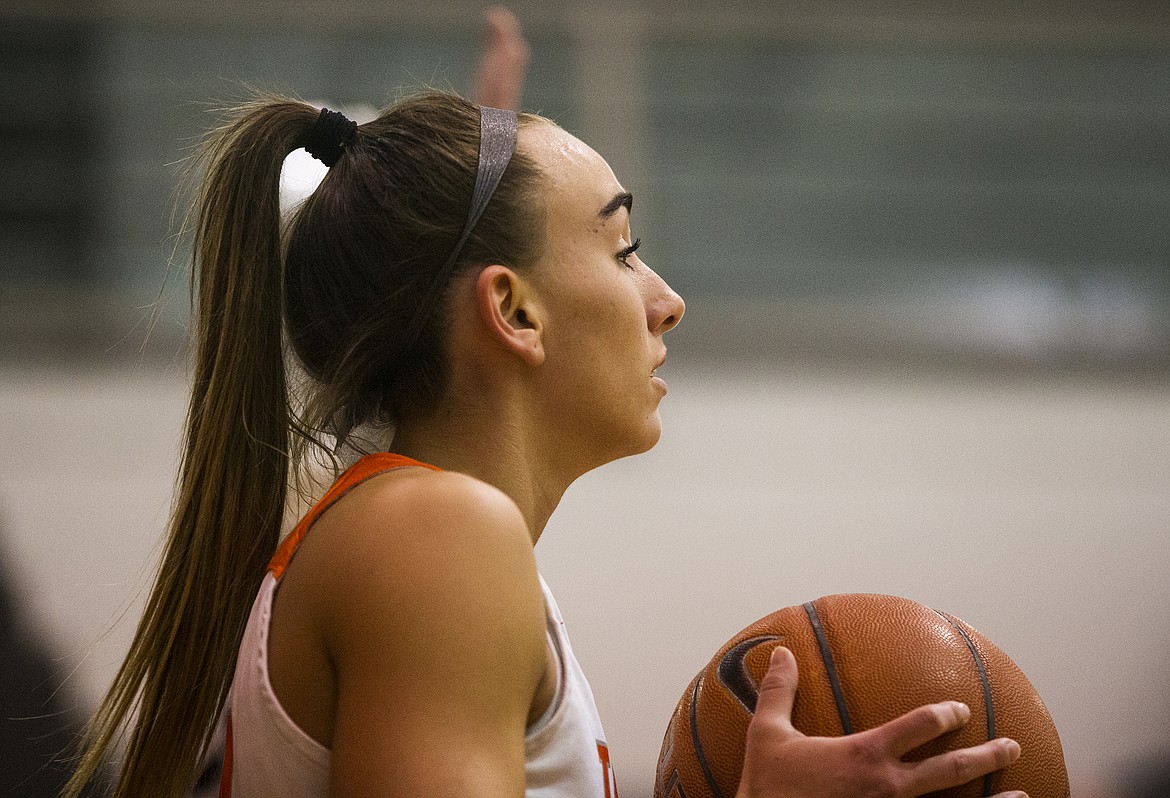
left=65, top=90, right=1027, bottom=797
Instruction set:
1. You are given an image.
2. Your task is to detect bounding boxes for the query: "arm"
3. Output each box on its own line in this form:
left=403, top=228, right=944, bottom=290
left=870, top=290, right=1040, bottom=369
left=319, top=471, right=547, bottom=797
left=471, top=6, right=530, bottom=111
left=737, top=647, right=1026, bottom=798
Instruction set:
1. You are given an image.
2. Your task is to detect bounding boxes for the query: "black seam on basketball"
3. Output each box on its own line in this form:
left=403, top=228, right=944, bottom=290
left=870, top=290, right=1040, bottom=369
left=688, top=674, right=725, bottom=798
left=803, top=601, right=854, bottom=735
left=936, top=611, right=996, bottom=798
left=716, top=635, right=780, bottom=714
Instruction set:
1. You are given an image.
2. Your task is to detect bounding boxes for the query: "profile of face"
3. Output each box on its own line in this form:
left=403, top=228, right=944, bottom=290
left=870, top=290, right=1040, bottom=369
left=519, top=122, right=685, bottom=467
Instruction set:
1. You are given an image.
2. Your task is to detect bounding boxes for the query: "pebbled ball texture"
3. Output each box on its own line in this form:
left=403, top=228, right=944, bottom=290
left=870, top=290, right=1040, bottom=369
left=654, top=594, right=1068, bottom=798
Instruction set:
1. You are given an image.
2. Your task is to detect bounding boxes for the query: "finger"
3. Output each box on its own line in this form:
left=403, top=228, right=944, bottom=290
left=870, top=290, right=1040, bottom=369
left=482, top=6, right=528, bottom=65
left=472, top=7, right=530, bottom=110
left=908, top=737, right=1022, bottom=795
left=751, top=646, right=799, bottom=734
left=866, top=700, right=972, bottom=757
left=483, top=6, right=521, bottom=43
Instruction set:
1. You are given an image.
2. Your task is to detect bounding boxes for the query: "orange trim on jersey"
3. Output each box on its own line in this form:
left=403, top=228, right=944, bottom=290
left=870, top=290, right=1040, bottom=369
left=218, top=714, right=233, bottom=798
left=268, top=452, right=441, bottom=581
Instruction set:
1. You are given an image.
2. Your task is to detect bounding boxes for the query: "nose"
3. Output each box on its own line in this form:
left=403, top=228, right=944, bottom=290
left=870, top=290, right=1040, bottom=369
left=647, top=270, right=685, bottom=335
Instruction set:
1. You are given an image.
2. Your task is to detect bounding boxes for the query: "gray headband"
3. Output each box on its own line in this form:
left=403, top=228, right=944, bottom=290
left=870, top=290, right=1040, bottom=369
left=399, top=105, right=519, bottom=354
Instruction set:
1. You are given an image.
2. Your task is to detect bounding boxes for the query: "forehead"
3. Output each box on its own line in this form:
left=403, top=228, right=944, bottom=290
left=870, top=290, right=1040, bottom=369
left=520, top=122, right=626, bottom=229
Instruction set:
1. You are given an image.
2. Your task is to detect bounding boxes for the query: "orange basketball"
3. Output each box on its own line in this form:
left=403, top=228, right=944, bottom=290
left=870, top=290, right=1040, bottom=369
left=654, top=594, right=1068, bottom=798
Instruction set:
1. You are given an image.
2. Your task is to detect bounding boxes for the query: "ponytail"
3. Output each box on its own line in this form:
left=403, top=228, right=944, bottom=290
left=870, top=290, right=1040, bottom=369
left=65, top=97, right=319, bottom=797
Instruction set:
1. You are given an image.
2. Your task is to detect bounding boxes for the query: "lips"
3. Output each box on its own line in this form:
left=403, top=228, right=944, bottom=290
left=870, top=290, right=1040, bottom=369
left=651, top=351, right=669, bottom=394
left=653, top=351, right=667, bottom=375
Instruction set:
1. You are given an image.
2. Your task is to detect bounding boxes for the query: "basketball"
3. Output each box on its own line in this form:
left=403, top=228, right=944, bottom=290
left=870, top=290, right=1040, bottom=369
left=654, top=594, right=1069, bottom=798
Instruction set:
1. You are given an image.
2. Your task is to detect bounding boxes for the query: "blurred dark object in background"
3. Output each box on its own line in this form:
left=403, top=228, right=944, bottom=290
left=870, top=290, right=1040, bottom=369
left=1120, top=756, right=1170, bottom=798
left=0, top=528, right=102, bottom=797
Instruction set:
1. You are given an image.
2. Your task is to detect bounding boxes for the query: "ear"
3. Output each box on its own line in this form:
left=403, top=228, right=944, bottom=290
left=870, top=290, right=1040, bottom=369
left=474, top=265, right=545, bottom=366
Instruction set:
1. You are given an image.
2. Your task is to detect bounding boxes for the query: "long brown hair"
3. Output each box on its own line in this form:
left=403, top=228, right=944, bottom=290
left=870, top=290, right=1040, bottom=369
left=65, top=91, right=546, bottom=797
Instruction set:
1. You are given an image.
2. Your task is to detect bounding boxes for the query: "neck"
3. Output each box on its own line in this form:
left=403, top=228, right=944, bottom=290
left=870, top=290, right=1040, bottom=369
left=389, top=398, right=577, bottom=546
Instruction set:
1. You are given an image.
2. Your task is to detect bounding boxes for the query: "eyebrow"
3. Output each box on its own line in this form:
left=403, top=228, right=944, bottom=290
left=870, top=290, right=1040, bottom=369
left=598, top=191, right=633, bottom=220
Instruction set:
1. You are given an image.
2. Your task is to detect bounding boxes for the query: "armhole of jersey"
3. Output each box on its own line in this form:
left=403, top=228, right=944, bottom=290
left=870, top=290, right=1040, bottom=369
left=527, top=584, right=567, bottom=737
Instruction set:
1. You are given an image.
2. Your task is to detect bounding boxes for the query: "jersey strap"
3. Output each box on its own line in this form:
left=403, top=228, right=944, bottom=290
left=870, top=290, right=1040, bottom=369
left=268, top=452, right=441, bottom=581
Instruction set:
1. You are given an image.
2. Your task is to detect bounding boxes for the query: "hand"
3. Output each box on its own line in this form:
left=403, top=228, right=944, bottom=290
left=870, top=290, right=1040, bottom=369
left=736, top=646, right=1027, bottom=798
left=471, top=6, right=530, bottom=111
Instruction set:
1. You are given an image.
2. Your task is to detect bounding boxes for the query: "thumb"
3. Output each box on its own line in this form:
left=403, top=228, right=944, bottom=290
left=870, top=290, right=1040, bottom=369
left=482, top=6, right=529, bottom=63
left=482, top=8, right=509, bottom=47
left=752, top=645, right=799, bottom=733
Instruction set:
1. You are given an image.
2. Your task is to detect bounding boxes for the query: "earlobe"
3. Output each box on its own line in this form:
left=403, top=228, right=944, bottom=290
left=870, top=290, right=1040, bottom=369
left=475, top=265, right=545, bottom=366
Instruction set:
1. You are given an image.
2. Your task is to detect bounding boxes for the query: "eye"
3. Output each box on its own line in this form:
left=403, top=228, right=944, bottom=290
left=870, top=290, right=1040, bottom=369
left=617, top=237, right=641, bottom=268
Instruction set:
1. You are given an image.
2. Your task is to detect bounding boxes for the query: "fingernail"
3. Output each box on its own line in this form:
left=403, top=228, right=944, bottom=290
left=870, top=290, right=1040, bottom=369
left=1002, top=738, right=1021, bottom=758
left=950, top=701, right=970, bottom=721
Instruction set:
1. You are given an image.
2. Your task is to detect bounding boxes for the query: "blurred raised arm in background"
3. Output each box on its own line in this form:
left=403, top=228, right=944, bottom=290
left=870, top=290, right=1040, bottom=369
left=471, top=6, right=530, bottom=112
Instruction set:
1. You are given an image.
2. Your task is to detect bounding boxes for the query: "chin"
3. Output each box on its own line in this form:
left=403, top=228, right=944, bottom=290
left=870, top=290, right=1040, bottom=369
left=587, top=413, right=664, bottom=468
left=625, top=416, right=664, bottom=457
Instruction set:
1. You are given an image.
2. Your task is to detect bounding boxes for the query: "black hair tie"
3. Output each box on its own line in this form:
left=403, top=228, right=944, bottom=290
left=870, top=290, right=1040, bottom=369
left=304, top=107, right=358, bottom=167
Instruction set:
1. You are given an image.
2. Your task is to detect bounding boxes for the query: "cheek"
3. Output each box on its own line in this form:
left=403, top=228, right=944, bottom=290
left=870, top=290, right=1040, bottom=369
left=547, top=268, right=624, bottom=329
left=539, top=255, right=647, bottom=356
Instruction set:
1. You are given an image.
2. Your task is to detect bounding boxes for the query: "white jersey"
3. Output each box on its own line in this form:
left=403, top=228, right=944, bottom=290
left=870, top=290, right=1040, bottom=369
left=221, top=452, right=618, bottom=797
left=524, top=574, right=618, bottom=798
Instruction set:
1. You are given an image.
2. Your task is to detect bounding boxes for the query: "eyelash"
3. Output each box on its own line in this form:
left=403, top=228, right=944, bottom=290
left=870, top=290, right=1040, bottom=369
left=617, top=238, right=641, bottom=268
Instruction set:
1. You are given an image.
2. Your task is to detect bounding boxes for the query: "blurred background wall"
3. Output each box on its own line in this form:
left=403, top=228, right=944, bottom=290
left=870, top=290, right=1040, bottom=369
left=1, top=1, right=1167, bottom=795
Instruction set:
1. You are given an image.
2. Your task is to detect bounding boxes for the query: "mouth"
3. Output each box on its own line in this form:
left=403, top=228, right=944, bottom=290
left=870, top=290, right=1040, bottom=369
left=651, top=352, right=668, bottom=392
left=652, top=352, right=667, bottom=376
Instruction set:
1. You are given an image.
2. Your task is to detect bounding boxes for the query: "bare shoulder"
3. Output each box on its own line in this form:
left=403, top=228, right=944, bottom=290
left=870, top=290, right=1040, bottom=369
left=266, top=463, right=549, bottom=791
left=356, top=466, right=533, bottom=551
left=301, top=465, right=543, bottom=637
left=285, top=465, right=548, bottom=791
left=295, top=464, right=546, bottom=693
